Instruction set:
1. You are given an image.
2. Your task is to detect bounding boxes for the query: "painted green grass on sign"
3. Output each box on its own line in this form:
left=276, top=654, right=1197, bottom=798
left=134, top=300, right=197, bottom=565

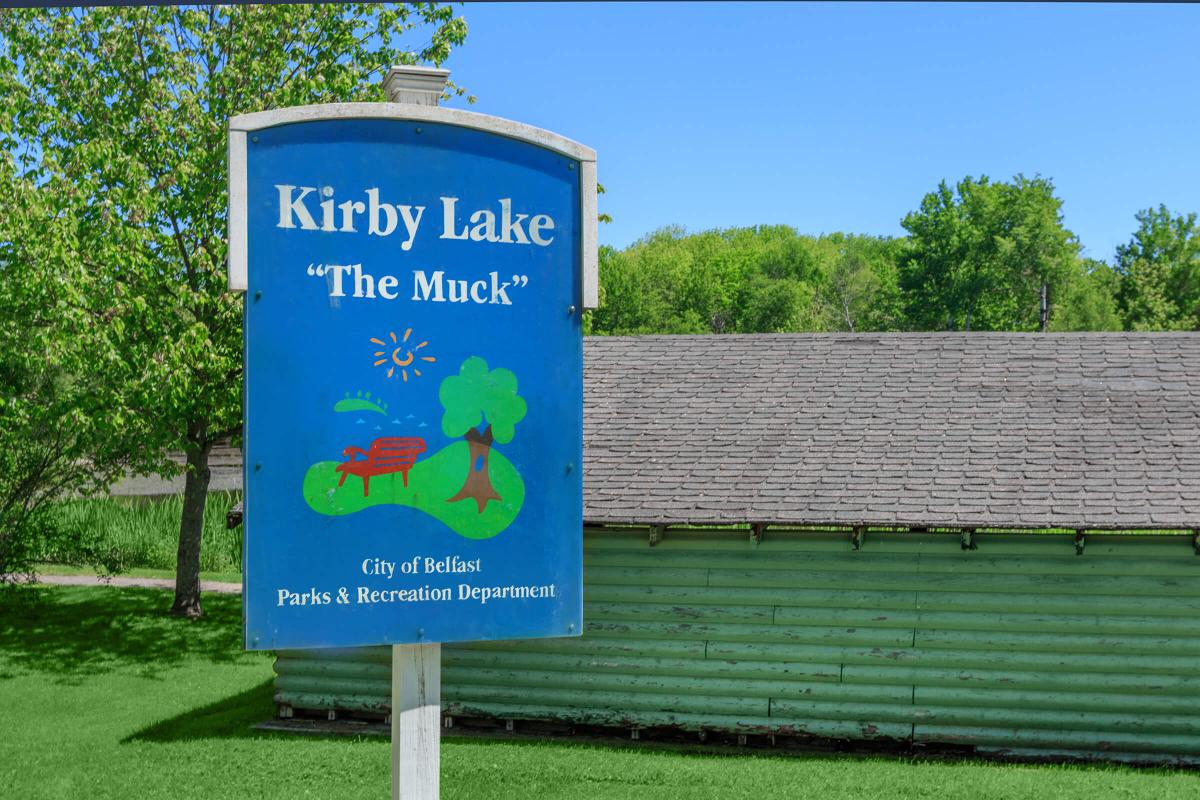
left=302, top=441, right=524, bottom=539
left=4, top=584, right=1200, bottom=800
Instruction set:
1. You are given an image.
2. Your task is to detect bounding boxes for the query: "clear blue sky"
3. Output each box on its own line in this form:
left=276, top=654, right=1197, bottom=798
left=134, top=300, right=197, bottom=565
left=440, top=2, right=1199, bottom=262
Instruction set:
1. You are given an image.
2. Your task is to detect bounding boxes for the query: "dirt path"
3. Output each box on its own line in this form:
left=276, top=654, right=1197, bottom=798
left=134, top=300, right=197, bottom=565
left=23, top=573, right=242, bottom=594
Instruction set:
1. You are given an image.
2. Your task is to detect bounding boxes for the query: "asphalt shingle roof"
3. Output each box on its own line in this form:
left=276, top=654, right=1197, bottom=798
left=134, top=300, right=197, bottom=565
left=582, top=333, right=1200, bottom=530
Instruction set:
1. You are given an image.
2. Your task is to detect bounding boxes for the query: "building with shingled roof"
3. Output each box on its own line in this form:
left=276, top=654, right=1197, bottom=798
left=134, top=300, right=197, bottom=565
left=220, top=332, right=1200, bottom=762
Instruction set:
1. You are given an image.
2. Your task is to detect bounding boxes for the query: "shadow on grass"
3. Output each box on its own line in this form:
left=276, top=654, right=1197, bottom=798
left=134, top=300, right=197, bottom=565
left=124, top=678, right=382, bottom=746
left=0, top=583, right=252, bottom=681
left=125, top=678, right=277, bottom=743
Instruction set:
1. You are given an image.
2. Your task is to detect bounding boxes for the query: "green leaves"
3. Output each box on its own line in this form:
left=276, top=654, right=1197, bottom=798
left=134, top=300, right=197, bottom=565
left=0, top=157, right=132, bottom=575
left=899, top=175, right=1079, bottom=332
left=0, top=3, right=471, bottom=461
left=1116, top=206, right=1200, bottom=331
left=590, top=226, right=905, bottom=335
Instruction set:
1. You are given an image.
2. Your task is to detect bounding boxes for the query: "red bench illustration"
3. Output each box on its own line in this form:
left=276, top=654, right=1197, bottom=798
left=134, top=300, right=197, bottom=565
left=335, top=437, right=427, bottom=497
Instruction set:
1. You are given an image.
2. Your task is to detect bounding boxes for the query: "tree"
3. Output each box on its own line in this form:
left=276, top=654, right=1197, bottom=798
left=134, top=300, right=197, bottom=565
left=439, top=357, right=527, bottom=513
left=732, top=273, right=807, bottom=334
left=591, top=228, right=700, bottom=335
left=1120, top=257, right=1191, bottom=331
left=899, top=175, right=1079, bottom=331
left=0, top=152, right=133, bottom=578
left=812, top=234, right=905, bottom=332
left=1049, top=258, right=1123, bottom=332
left=1115, top=206, right=1200, bottom=330
left=0, top=5, right=468, bottom=615
left=589, top=225, right=904, bottom=336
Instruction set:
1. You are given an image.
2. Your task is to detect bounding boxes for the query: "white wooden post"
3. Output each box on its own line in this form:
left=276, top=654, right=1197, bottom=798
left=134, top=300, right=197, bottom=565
left=392, top=643, right=441, bottom=799
left=382, top=66, right=449, bottom=800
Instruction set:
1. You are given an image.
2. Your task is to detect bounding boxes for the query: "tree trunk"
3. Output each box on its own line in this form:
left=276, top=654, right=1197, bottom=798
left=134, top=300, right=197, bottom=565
left=171, top=424, right=212, bottom=618
left=447, top=425, right=501, bottom=513
left=1040, top=282, right=1049, bottom=332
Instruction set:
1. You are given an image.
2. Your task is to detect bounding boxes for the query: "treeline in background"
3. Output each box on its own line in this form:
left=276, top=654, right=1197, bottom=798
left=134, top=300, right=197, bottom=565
left=590, top=175, right=1198, bottom=336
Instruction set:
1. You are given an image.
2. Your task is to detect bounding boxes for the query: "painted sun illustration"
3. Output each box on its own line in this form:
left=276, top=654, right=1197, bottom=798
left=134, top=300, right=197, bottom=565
left=371, top=328, right=436, bottom=382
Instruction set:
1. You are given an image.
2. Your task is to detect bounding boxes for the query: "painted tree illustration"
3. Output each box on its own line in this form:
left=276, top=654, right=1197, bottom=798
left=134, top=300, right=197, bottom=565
left=439, top=357, right=527, bottom=512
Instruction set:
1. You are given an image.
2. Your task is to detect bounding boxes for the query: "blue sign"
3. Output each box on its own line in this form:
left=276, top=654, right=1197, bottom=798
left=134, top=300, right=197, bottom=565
left=232, top=109, right=588, bottom=650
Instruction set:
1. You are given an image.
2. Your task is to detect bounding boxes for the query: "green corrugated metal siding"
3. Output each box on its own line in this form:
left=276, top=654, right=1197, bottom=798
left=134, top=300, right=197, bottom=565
left=274, top=528, right=1200, bottom=761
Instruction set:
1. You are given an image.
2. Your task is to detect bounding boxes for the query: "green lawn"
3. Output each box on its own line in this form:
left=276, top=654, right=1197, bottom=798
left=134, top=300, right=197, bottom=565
left=3, top=584, right=1199, bottom=799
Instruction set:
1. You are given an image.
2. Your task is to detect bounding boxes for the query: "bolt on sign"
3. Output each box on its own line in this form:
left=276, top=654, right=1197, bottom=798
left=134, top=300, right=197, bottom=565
left=229, top=79, right=594, bottom=652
